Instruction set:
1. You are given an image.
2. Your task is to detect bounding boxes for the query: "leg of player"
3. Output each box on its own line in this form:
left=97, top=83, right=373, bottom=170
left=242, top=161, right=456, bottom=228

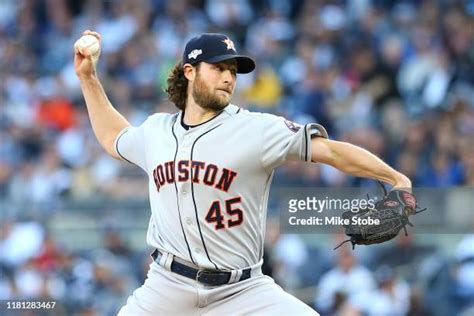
left=117, top=262, right=199, bottom=315
left=201, top=275, right=319, bottom=316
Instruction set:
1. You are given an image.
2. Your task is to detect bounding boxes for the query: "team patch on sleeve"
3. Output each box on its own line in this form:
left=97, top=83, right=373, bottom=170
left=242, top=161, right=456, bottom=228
left=284, top=120, right=302, bottom=133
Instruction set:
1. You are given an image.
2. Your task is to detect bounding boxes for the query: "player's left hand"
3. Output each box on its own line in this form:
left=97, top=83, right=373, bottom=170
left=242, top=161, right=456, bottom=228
left=334, top=181, right=426, bottom=250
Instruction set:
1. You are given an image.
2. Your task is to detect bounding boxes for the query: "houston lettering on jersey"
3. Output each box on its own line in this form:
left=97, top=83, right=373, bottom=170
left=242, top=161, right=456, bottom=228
left=152, top=160, right=237, bottom=192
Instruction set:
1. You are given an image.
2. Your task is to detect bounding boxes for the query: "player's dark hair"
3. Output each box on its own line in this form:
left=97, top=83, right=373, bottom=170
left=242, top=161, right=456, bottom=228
left=166, top=62, right=200, bottom=111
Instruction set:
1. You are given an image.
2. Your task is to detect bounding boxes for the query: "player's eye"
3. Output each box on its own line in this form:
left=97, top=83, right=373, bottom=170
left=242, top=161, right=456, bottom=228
left=214, top=65, right=224, bottom=71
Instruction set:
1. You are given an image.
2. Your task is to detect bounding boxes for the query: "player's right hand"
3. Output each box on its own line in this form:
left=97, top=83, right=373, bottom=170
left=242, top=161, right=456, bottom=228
left=74, top=30, right=101, bottom=79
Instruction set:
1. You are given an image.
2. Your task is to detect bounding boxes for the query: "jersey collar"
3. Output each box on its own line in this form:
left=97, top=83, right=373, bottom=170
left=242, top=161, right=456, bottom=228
left=176, top=103, right=240, bottom=131
left=222, top=103, right=240, bottom=115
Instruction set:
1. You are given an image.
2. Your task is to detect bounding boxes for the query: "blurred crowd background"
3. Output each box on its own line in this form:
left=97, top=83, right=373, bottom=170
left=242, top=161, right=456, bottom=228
left=0, top=0, right=473, bottom=315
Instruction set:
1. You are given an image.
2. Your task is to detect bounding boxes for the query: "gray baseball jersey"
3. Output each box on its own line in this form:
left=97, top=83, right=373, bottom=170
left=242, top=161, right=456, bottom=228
left=115, top=104, right=327, bottom=271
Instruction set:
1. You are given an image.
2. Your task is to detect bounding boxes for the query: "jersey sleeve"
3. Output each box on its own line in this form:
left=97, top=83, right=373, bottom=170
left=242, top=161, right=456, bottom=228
left=114, top=124, right=147, bottom=171
left=261, top=114, right=328, bottom=170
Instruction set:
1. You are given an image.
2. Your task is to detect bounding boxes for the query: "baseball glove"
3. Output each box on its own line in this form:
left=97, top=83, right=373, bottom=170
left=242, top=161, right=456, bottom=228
left=334, top=182, right=426, bottom=250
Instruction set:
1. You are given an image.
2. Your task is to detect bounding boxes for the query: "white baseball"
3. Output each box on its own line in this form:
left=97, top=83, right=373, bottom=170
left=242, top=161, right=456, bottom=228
left=76, top=34, right=100, bottom=56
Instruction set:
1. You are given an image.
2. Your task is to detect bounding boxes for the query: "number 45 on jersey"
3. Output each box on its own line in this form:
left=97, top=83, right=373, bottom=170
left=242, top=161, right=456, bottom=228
left=205, top=197, right=243, bottom=230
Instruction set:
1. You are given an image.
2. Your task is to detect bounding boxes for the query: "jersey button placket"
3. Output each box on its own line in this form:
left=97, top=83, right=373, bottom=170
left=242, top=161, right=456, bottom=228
left=178, top=134, right=191, bottom=197
left=176, top=134, right=194, bottom=240
left=180, top=134, right=191, bottom=154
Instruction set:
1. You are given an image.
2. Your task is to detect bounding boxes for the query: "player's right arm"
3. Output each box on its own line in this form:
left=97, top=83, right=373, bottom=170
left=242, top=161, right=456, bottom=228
left=311, top=137, right=411, bottom=189
left=74, top=30, right=130, bottom=159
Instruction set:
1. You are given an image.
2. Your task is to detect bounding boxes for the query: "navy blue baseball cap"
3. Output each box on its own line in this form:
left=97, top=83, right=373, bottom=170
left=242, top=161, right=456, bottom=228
left=182, top=33, right=255, bottom=74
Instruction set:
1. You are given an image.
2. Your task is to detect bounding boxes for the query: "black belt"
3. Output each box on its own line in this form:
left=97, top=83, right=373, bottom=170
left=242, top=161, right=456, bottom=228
left=151, top=250, right=251, bottom=286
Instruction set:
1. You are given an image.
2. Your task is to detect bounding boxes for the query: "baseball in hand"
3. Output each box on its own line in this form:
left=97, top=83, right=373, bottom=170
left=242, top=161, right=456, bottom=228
left=75, top=34, right=100, bottom=56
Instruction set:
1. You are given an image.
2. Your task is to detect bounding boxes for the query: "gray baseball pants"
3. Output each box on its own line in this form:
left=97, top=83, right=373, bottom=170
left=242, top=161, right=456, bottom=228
left=118, top=258, right=318, bottom=315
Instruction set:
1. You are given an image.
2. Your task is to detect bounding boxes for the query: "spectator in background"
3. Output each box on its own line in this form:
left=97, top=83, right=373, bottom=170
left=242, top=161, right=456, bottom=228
left=8, top=146, right=71, bottom=211
left=90, top=257, right=136, bottom=316
left=314, top=245, right=375, bottom=314
left=242, top=66, right=283, bottom=109
left=351, top=265, right=411, bottom=316
left=273, top=234, right=309, bottom=291
left=206, top=0, right=253, bottom=33
left=265, top=219, right=308, bottom=290
left=33, top=233, right=62, bottom=273
left=34, top=76, right=77, bottom=132
left=373, top=234, right=436, bottom=282
left=0, top=221, right=45, bottom=270
left=453, top=234, right=474, bottom=315
left=421, top=151, right=464, bottom=187
left=8, top=158, right=37, bottom=204
left=102, top=228, right=132, bottom=260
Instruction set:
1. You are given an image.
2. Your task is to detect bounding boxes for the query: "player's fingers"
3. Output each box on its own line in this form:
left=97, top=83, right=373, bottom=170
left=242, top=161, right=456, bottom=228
left=82, top=30, right=101, bottom=42
left=73, top=41, right=89, bottom=59
left=73, top=39, right=80, bottom=54
left=84, top=47, right=95, bottom=59
left=90, top=33, right=101, bottom=42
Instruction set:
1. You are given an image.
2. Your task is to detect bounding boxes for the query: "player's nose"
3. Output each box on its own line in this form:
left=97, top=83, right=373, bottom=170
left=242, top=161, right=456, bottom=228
left=222, top=69, right=235, bottom=85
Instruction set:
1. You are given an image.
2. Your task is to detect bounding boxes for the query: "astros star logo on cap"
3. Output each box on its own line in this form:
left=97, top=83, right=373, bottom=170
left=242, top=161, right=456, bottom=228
left=223, top=38, right=236, bottom=51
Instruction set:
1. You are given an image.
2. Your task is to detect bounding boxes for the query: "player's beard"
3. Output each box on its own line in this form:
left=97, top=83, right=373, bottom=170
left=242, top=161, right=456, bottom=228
left=192, top=72, right=231, bottom=111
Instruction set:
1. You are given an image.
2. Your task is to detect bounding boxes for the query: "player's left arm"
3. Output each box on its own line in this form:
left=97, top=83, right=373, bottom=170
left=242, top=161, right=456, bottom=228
left=311, top=137, right=411, bottom=189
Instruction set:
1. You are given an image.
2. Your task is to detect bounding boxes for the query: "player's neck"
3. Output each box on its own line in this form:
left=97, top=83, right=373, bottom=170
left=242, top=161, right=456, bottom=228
left=183, top=102, right=221, bottom=126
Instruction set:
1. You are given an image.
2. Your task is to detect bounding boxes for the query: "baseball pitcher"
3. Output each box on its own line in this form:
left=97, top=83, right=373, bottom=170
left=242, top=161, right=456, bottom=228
left=74, top=30, right=415, bottom=315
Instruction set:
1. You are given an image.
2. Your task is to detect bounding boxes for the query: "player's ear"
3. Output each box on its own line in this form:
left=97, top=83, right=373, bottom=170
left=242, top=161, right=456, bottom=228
left=183, top=63, right=196, bottom=81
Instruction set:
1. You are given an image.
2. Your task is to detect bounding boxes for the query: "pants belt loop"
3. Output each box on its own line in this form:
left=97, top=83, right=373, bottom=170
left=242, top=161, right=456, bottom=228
left=250, top=266, right=262, bottom=277
left=159, top=252, right=174, bottom=271
left=228, top=269, right=242, bottom=284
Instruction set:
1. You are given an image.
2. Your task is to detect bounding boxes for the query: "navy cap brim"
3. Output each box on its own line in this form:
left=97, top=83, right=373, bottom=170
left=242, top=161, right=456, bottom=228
left=204, top=54, right=256, bottom=74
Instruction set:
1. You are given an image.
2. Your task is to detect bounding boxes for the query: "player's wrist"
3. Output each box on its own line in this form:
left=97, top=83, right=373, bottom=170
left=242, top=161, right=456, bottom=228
left=78, top=72, right=99, bottom=83
left=392, top=173, right=412, bottom=192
